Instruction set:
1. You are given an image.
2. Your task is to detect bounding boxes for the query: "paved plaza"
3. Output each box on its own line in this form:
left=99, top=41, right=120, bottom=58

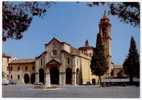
left=2, top=84, right=140, bottom=98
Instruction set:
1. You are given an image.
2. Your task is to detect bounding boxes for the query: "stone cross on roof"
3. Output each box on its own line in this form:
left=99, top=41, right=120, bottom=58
left=85, top=40, right=89, bottom=47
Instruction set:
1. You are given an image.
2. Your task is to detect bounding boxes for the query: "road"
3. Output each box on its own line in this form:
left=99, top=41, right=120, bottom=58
left=2, top=84, right=140, bottom=98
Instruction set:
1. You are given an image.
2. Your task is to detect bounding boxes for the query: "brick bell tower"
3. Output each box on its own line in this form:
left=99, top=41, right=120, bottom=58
left=98, top=12, right=113, bottom=77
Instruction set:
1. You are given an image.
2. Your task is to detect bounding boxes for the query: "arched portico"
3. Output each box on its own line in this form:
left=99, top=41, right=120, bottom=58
left=31, top=73, right=35, bottom=84
left=39, top=68, right=45, bottom=84
left=50, top=67, right=59, bottom=84
left=66, top=68, right=72, bottom=84
left=45, top=59, right=61, bottom=86
left=24, top=73, right=30, bottom=84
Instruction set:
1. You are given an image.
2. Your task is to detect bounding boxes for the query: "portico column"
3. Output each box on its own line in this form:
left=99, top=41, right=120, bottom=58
left=35, top=72, right=39, bottom=83
left=59, top=71, right=65, bottom=86
left=72, top=72, right=77, bottom=86
left=45, top=68, right=51, bottom=87
left=21, top=73, right=25, bottom=84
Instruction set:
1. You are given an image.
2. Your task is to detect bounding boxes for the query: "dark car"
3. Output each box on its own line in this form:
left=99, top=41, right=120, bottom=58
left=2, top=79, right=9, bottom=85
left=34, top=82, right=44, bottom=88
left=9, top=80, right=16, bottom=85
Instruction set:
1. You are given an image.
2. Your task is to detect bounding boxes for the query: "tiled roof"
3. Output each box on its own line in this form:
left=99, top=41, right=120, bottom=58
left=10, top=59, right=35, bottom=64
left=35, top=51, right=47, bottom=59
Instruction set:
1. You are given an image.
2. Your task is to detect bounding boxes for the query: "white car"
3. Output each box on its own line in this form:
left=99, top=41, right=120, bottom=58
left=2, top=79, right=9, bottom=85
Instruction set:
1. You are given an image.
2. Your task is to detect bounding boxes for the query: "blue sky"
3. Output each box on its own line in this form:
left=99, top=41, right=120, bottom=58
left=3, top=2, right=140, bottom=64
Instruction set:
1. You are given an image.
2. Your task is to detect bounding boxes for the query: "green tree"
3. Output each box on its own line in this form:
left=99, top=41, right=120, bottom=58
left=90, top=33, right=108, bottom=85
left=2, top=1, right=52, bottom=41
left=123, top=36, right=139, bottom=84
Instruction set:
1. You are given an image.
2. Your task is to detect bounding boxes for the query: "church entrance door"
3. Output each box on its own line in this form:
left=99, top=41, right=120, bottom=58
left=50, top=67, right=59, bottom=84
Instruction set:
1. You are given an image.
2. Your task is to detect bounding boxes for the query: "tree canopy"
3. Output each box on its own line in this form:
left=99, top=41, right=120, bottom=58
left=2, top=1, right=52, bottom=41
left=90, top=33, right=108, bottom=84
left=123, top=36, right=139, bottom=83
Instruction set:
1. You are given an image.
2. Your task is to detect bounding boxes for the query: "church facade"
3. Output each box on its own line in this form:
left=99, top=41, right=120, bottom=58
left=7, top=15, right=113, bottom=86
left=35, top=37, right=94, bottom=86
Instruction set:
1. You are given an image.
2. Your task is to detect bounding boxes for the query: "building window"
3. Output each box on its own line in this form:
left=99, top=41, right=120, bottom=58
left=77, top=59, right=79, bottom=66
left=53, top=50, right=57, bottom=55
left=32, top=66, right=35, bottom=71
left=18, top=75, right=20, bottom=80
left=11, top=66, right=13, bottom=71
left=42, top=58, right=44, bottom=65
left=17, top=66, right=20, bottom=71
left=7, top=66, right=10, bottom=71
left=25, top=66, right=28, bottom=71
left=9, top=66, right=13, bottom=71
left=41, top=59, right=42, bottom=66
left=11, top=75, right=13, bottom=79
left=67, top=57, right=70, bottom=64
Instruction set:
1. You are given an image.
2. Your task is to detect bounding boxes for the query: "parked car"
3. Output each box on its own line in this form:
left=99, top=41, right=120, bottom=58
left=9, top=80, right=16, bottom=85
left=2, top=79, right=9, bottom=85
left=85, top=81, right=91, bottom=85
left=34, top=82, right=43, bottom=85
left=34, top=82, right=44, bottom=88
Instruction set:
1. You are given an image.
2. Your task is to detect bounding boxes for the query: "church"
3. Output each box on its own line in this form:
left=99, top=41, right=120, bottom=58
left=6, top=15, right=113, bottom=86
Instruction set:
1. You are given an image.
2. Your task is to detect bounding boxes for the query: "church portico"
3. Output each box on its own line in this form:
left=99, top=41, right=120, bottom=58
left=59, top=71, right=66, bottom=86
left=65, top=68, right=72, bottom=84
left=72, top=71, right=77, bottom=85
left=45, top=68, right=50, bottom=87
left=45, top=59, right=61, bottom=86
left=43, top=59, right=78, bottom=86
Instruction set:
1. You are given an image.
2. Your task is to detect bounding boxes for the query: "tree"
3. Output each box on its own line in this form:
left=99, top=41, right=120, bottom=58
left=90, top=33, right=108, bottom=85
left=2, top=1, right=52, bottom=41
left=123, top=36, right=139, bottom=84
left=88, top=2, right=140, bottom=27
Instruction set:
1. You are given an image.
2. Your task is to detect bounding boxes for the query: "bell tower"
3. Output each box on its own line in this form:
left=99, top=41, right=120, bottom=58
left=98, top=12, right=112, bottom=77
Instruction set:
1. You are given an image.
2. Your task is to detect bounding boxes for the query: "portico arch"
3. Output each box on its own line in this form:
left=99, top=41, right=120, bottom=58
left=24, top=73, right=30, bottom=84
left=31, top=73, right=35, bottom=84
left=66, top=68, right=72, bottom=84
left=46, top=59, right=61, bottom=85
left=50, top=67, right=59, bottom=84
left=39, top=68, right=45, bottom=84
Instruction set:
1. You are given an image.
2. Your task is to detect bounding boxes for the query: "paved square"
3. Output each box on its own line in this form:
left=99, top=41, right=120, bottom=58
left=2, top=84, right=140, bottom=98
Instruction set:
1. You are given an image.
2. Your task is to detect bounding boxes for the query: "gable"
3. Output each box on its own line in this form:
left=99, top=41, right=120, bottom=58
left=45, top=37, right=62, bottom=47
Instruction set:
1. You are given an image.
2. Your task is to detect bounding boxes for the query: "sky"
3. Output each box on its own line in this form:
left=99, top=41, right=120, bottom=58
left=3, top=2, right=140, bottom=65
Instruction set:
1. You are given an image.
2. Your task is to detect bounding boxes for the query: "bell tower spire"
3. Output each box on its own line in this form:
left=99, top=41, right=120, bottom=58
left=97, top=14, right=112, bottom=77
left=99, top=11, right=111, bottom=39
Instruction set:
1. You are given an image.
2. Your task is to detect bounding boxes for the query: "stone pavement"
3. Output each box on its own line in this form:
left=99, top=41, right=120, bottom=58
left=2, top=84, right=140, bottom=98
